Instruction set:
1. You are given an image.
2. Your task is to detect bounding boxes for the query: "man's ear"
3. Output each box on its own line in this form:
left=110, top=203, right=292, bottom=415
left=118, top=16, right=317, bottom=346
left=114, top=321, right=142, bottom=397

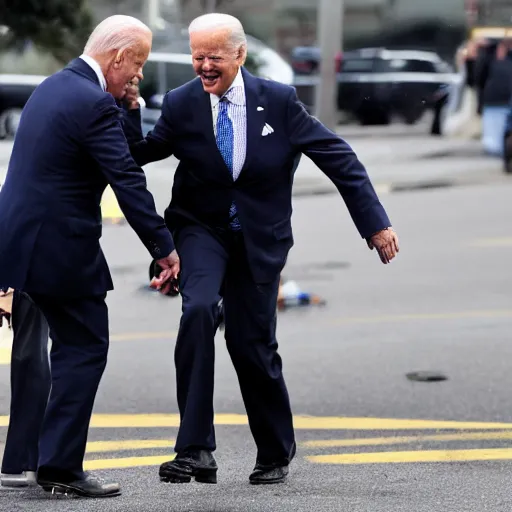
left=113, top=49, right=125, bottom=68
left=238, top=45, right=247, bottom=65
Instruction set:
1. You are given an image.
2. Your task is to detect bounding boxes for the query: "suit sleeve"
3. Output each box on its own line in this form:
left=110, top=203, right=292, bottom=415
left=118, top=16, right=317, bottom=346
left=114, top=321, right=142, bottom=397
left=121, top=106, right=145, bottom=146
left=286, top=88, right=391, bottom=239
left=84, top=95, right=175, bottom=259
left=127, top=92, right=175, bottom=166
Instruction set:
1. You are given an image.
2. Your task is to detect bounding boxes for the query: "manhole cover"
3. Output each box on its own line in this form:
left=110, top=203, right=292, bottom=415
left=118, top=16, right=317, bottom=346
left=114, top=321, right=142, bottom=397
left=406, top=371, right=448, bottom=382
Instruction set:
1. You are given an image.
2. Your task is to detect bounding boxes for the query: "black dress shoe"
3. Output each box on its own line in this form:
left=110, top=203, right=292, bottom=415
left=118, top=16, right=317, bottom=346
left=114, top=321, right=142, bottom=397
left=37, top=473, right=121, bottom=498
left=159, top=449, right=217, bottom=484
left=249, top=463, right=289, bottom=485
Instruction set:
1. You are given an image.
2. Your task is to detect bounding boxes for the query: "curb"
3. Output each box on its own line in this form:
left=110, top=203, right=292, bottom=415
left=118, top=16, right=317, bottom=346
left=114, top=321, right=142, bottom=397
left=292, top=172, right=509, bottom=198
left=291, top=180, right=451, bottom=198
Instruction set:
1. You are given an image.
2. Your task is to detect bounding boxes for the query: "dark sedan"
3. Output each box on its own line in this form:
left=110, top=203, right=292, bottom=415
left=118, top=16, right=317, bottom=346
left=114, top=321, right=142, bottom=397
left=291, top=47, right=457, bottom=125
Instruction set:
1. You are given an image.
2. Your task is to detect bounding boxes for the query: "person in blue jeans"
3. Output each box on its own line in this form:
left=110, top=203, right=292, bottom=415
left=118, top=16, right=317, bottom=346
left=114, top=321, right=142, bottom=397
left=504, top=101, right=512, bottom=173
left=0, top=289, right=50, bottom=488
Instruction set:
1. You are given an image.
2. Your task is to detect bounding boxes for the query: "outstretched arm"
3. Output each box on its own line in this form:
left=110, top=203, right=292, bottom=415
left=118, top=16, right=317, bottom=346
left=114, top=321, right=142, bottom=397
left=286, top=89, right=399, bottom=263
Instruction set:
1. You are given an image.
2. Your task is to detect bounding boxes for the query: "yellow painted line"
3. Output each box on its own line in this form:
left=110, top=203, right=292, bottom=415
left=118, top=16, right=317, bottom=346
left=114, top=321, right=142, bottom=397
left=307, top=447, right=512, bottom=465
left=84, top=454, right=175, bottom=471
left=101, top=185, right=125, bottom=225
left=291, top=416, right=512, bottom=431
left=301, top=431, right=512, bottom=448
left=109, top=331, right=177, bottom=342
left=86, top=439, right=174, bottom=453
left=1, top=413, right=509, bottom=430
left=106, top=309, right=512, bottom=344
left=470, top=237, right=512, bottom=247
left=331, top=310, right=512, bottom=325
left=0, top=348, right=11, bottom=365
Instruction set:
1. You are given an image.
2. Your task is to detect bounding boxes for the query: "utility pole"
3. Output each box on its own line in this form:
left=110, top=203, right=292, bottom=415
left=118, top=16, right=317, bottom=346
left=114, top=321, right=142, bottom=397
left=205, top=0, right=217, bottom=12
left=314, top=0, right=344, bottom=130
left=147, top=0, right=160, bottom=29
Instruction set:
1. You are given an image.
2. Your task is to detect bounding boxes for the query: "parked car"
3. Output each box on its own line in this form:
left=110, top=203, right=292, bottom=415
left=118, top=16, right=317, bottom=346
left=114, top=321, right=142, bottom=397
left=291, top=47, right=457, bottom=125
left=0, top=74, right=46, bottom=139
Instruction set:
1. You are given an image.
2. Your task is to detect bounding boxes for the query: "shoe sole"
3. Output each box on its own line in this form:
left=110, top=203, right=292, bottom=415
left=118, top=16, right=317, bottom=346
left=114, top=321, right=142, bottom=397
left=39, top=482, right=121, bottom=498
left=159, top=467, right=217, bottom=484
left=249, top=476, right=286, bottom=485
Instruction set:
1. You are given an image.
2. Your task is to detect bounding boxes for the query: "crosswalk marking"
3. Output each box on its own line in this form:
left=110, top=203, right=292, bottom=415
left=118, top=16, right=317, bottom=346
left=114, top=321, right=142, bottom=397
left=307, top=447, right=512, bottom=465
left=301, top=431, right=512, bottom=448
left=1, top=413, right=511, bottom=430
left=84, top=454, right=174, bottom=471
left=86, top=439, right=175, bottom=453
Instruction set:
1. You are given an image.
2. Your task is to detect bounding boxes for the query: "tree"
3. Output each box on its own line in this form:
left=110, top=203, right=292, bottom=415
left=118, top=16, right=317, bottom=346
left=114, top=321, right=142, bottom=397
left=0, top=0, right=93, bottom=63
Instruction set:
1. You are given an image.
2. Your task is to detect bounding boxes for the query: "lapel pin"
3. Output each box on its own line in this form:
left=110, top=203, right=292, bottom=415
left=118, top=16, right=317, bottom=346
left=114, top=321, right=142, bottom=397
left=257, top=106, right=264, bottom=111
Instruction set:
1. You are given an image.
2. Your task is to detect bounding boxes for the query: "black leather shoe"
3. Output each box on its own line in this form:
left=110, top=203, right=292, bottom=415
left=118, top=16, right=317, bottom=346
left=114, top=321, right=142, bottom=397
left=37, top=473, right=121, bottom=498
left=249, top=463, right=289, bottom=485
left=159, top=449, right=217, bottom=484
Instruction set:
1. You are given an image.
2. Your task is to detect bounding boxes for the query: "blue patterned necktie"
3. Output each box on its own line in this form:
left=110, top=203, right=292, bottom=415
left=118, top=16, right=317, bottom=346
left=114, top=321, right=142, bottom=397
left=216, top=96, right=241, bottom=231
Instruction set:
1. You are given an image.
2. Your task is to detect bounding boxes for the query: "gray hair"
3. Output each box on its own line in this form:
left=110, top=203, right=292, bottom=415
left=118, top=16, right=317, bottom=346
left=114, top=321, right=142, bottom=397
left=84, top=15, right=152, bottom=56
left=188, top=13, right=247, bottom=49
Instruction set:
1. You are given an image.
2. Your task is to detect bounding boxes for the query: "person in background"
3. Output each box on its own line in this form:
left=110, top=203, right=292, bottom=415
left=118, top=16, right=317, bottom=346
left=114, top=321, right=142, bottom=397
left=0, top=290, right=50, bottom=489
left=476, top=38, right=512, bottom=156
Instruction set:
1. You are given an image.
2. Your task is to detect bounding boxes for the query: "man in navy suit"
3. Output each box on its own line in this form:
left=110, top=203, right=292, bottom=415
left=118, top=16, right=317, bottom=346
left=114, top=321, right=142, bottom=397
left=128, top=13, right=399, bottom=485
left=0, top=15, right=179, bottom=498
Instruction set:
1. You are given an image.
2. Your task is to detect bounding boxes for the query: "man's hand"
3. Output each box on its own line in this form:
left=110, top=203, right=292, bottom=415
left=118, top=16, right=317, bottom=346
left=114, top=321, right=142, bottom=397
left=151, top=250, right=180, bottom=295
left=367, top=227, right=399, bottom=264
left=123, top=78, right=141, bottom=110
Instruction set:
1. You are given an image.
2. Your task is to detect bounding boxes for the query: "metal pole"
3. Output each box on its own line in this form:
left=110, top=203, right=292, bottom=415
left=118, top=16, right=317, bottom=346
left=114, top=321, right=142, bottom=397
left=314, top=0, right=344, bottom=130
left=205, top=0, right=217, bottom=12
left=147, top=0, right=159, bottom=28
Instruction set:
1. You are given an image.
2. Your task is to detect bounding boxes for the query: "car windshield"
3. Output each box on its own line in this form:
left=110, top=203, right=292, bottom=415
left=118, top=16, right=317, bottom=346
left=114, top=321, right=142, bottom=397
left=341, top=57, right=437, bottom=73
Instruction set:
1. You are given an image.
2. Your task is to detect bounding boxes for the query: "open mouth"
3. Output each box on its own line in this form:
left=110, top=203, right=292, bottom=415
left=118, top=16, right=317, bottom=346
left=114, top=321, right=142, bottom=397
left=201, top=73, right=220, bottom=86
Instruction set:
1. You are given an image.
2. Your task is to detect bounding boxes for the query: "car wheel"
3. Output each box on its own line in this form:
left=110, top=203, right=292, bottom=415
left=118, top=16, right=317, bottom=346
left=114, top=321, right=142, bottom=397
left=0, top=112, right=7, bottom=140
left=4, top=109, right=22, bottom=138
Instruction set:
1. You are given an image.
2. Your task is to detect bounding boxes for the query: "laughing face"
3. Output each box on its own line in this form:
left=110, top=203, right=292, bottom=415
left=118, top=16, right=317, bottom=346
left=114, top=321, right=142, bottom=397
left=190, top=28, right=246, bottom=97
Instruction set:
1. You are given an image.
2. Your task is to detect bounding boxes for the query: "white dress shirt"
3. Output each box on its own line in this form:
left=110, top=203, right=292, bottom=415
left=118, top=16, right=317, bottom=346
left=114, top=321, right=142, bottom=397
left=209, top=68, right=246, bottom=181
left=79, top=54, right=107, bottom=92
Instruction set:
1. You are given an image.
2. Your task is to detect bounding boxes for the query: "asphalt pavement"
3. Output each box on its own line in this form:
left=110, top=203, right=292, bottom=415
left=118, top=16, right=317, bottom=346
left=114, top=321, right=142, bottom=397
left=0, top=128, right=512, bottom=511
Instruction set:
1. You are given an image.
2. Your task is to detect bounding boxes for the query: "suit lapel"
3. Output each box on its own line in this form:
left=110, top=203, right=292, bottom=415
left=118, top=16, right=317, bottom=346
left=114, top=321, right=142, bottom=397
left=241, top=68, right=267, bottom=174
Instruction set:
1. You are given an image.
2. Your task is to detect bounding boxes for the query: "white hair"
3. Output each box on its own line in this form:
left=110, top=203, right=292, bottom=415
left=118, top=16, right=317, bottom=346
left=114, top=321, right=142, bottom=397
left=188, top=13, right=246, bottom=49
left=84, top=15, right=151, bottom=56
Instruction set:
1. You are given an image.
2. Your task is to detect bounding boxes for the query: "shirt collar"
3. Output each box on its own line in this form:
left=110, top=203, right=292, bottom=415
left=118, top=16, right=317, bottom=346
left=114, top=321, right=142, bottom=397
left=210, top=68, right=245, bottom=108
left=79, top=54, right=107, bottom=92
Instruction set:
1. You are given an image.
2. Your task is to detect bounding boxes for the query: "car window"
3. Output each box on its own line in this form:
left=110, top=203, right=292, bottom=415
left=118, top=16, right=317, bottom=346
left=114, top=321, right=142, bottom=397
left=164, top=61, right=196, bottom=91
left=340, top=58, right=376, bottom=72
left=140, top=60, right=159, bottom=101
left=401, top=59, right=437, bottom=73
left=374, top=59, right=437, bottom=73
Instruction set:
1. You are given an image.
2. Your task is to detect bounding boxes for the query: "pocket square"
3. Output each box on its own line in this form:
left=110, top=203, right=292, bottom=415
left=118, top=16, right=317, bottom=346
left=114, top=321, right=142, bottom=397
left=262, top=123, right=274, bottom=136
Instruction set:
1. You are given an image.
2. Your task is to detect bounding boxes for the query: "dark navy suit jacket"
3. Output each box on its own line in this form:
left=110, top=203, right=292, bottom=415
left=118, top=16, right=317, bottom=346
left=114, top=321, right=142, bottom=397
left=0, top=58, right=174, bottom=297
left=129, top=67, right=391, bottom=283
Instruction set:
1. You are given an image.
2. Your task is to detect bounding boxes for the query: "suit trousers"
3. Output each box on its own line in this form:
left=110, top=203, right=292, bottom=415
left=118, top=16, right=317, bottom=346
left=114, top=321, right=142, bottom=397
left=173, top=224, right=296, bottom=466
left=1, top=291, right=51, bottom=474
left=28, top=293, right=109, bottom=482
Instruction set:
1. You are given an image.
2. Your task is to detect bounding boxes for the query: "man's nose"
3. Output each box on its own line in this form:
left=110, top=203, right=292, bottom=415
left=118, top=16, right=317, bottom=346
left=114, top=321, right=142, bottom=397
left=136, top=69, right=144, bottom=81
left=202, top=59, right=214, bottom=71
